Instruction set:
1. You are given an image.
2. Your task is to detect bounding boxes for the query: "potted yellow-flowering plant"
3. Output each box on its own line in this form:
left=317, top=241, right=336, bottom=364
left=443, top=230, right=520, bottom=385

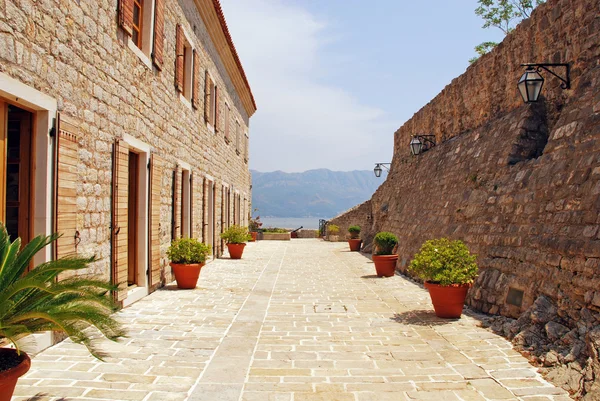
left=408, top=238, right=478, bottom=318
left=221, top=225, right=252, bottom=259
left=167, top=238, right=211, bottom=289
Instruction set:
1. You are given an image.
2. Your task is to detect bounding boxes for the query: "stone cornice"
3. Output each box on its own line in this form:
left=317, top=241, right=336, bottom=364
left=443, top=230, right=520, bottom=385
left=194, top=0, right=257, bottom=118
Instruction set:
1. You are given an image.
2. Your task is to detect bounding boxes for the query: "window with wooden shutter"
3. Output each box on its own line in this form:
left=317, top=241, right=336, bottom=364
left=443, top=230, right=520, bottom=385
left=149, top=154, right=163, bottom=289
left=192, top=50, right=200, bottom=109
left=112, top=140, right=129, bottom=302
left=172, top=165, right=182, bottom=240
left=214, top=87, right=220, bottom=132
left=235, top=121, right=241, bottom=154
left=192, top=174, right=203, bottom=239
left=244, top=132, right=249, bottom=163
left=152, top=0, right=164, bottom=70
left=54, top=115, right=79, bottom=259
left=175, top=24, right=184, bottom=93
left=118, top=0, right=134, bottom=36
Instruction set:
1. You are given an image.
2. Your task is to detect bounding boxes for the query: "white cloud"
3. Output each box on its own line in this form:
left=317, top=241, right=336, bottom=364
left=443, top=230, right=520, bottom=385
left=220, top=0, right=399, bottom=172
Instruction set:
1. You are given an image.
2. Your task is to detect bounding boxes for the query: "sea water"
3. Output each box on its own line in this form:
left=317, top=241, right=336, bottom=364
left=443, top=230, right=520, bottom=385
left=258, top=217, right=331, bottom=230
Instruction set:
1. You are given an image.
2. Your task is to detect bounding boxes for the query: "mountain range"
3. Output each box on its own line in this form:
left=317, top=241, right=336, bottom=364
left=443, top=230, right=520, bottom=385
left=251, top=169, right=383, bottom=218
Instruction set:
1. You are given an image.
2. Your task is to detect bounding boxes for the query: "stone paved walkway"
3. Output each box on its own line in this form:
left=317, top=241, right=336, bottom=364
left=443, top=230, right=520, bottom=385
left=13, top=240, right=571, bottom=401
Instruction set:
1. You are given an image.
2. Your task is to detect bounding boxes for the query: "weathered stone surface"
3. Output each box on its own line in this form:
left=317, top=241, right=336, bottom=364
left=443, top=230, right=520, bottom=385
left=331, top=0, right=600, bottom=397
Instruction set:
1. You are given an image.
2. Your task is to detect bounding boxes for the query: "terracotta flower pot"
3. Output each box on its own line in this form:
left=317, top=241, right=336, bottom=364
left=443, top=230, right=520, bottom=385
left=249, top=232, right=257, bottom=242
left=170, top=262, right=204, bottom=289
left=227, top=243, right=246, bottom=259
left=0, top=348, right=31, bottom=401
left=424, top=282, right=471, bottom=318
left=348, top=238, right=362, bottom=252
left=372, top=254, right=398, bottom=277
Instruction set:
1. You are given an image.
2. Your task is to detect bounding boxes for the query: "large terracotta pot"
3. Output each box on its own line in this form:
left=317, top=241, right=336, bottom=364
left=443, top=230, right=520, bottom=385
left=424, top=282, right=471, bottom=318
left=348, top=238, right=362, bottom=252
left=249, top=232, right=258, bottom=242
left=227, top=243, right=246, bottom=259
left=372, top=254, right=398, bottom=277
left=0, top=348, right=31, bottom=401
left=170, top=262, right=204, bottom=289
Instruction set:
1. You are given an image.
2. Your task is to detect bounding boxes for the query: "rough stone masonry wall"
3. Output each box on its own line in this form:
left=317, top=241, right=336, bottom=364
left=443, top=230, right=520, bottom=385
left=330, top=0, right=600, bottom=398
left=0, top=0, right=251, bottom=282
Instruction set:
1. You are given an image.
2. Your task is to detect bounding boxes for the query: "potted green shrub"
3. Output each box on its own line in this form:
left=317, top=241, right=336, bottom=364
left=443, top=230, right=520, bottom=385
left=347, top=225, right=362, bottom=251
left=167, top=238, right=211, bottom=289
left=372, top=232, right=398, bottom=277
left=408, top=238, right=478, bottom=318
left=328, top=224, right=340, bottom=242
left=221, top=225, right=252, bottom=259
left=248, top=216, right=262, bottom=242
left=0, top=225, right=125, bottom=401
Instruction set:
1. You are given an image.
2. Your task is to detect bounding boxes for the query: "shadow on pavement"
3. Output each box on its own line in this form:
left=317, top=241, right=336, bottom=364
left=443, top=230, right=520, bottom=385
left=390, top=310, right=457, bottom=326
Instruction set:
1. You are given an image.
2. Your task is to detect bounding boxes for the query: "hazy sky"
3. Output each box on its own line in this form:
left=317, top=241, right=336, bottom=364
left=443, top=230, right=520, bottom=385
left=220, top=1, right=505, bottom=173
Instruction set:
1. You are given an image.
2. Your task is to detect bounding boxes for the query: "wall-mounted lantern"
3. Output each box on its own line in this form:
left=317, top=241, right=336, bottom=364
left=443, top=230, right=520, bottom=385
left=518, top=63, right=570, bottom=103
left=410, top=135, right=436, bottom=156
left=373, top=163, right=390, bottom=178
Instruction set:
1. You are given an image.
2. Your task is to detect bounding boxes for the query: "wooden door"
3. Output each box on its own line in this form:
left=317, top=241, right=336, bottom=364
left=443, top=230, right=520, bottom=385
left=112, top=140, right=129, bottom=302
left=127, top=151, right=139, bottom=286
left=1, top=103, right=32, bottom=244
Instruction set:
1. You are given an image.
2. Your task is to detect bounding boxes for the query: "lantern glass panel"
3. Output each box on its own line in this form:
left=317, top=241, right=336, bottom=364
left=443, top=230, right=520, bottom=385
left=374, top=165, right=382, bottom=177
left=518, top=70, right=544, bottom=103
left=410, top=137, right=423, bottom=155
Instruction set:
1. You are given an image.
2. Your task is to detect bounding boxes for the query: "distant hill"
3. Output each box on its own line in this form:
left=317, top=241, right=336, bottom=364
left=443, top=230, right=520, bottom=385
left=251, top=169, right=383, bottom=218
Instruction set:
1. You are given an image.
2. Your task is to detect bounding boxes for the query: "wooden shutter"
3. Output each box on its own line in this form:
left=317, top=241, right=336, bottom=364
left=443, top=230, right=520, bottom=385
left=172, top=165, right=182, bottom=240
left=175, top=25, right=184, bottom=92
left=192, top=174, right=203, bottom=238
left=192, top=50, right=200, bottom=109
left=118, top=0, right=134, bottom=35
left=112, top=140, right=129, bottom=302
left=214, top=86, right=220, bottom=132
left=204, top=71, right=212, bottom=123
left=54, top=115, right=79, bottom=259
left=149, top=154, right=163, bottom=289
left=152, top=0, right=165, bottom=70
left=202, top=177, right=208, bottom=243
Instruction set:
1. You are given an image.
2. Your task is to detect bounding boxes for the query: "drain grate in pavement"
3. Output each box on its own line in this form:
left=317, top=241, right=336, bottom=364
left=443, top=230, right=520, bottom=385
left=314, top=304, right=347, bottom=313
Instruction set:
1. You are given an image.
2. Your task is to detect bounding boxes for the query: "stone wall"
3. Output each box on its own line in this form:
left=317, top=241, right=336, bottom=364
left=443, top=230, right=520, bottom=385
left=0, top=0, right=252, bottom=286
left=330, top=0, right=600, bottom=397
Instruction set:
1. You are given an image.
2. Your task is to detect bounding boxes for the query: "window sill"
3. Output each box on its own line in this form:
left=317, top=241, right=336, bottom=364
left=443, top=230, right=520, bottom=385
left=224, top=137, right=231, bottom=144
left=127, top=38, right=153, bottom=70
left=236, top=150, right=241, bottom=156
left=207, top=123, right=215, bottom=134
left=179, top=93, right=193, bottom=110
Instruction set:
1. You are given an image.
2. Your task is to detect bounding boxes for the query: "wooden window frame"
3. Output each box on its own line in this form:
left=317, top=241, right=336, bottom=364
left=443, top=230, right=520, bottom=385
left=132, top=0, right=144, bottom=49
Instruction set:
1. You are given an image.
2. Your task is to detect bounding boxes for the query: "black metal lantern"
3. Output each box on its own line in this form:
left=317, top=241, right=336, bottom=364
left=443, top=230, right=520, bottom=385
left=373, top=163, right=390, bottom=178
left=409, top=135, right=436, bottom=156
left=518, top=67, right=544, bottom=103
left=410, top=136, right=423, bottom=156
left=374, top=164, right=382, bottom=177
left=518, top=63, right=570, bottom=103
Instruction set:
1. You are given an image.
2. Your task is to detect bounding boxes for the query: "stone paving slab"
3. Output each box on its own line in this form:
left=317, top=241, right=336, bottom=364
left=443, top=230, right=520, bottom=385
left=13, top=240, right=570, bottom=401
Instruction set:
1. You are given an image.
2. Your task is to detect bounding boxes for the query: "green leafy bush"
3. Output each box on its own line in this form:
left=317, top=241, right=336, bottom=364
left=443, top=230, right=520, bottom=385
left=374, top=232, right=398, bottom=255
left=262, top=227, right=289, bottom=233
left=220, top=225, right=252, bottom=244
left=328, top=225, right=340, bottom=235
left=0, top=224, right=125, bottom=359
left=167, top=238, right=211, bottom=264
left=408, top=238, right=478, bottom=286
left=348, top=225, right=361, bottom=239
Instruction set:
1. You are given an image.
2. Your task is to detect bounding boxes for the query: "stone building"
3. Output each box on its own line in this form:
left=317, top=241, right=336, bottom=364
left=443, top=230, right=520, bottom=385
left=0, top=0, right=256, bottom=309
left=331, top=0, right=599, bottom=397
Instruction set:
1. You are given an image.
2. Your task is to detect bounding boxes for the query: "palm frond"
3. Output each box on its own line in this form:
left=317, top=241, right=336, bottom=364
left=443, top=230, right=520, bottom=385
left=0, top=223, right=125, bottom=359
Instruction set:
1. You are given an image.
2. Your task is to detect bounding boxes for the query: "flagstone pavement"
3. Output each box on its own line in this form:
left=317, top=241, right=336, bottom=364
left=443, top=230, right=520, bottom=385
left=13, top=239, right=571, bottom=401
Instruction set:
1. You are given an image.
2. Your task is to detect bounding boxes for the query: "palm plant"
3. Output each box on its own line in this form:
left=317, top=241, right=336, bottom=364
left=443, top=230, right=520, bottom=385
left=0, top=224, right=126, bottom=359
